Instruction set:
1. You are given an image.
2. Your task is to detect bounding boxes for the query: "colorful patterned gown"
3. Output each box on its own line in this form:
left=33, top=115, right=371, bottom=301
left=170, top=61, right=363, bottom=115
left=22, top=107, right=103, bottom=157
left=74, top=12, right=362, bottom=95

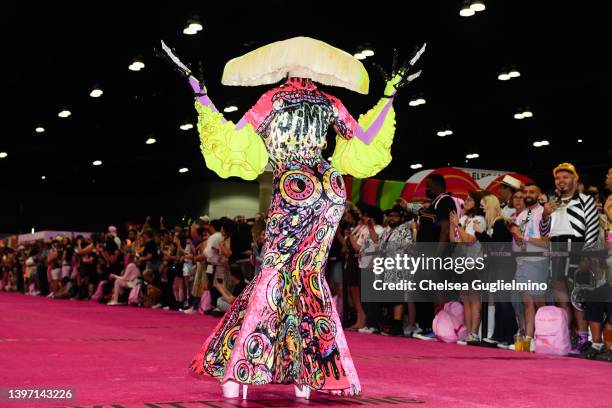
left=190, top=77, right=397, bottom=396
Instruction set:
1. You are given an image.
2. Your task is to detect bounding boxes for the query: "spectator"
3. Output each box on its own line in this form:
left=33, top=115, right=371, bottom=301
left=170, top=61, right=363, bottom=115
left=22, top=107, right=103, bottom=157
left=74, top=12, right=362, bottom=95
left=108, top=263, right=141, bottom=306
left=474, top=194, right=518, bottom=348
left=499, top=175, right=522, bottom=219
left=450, top=190, right=487, bottom=344
left=540, top=163, right=599, bottom=343
left=379, top=205, right=415, bottom=336
left=510, top=183, right=549, bottom=350
left=212, top=265, right=248, bottom=315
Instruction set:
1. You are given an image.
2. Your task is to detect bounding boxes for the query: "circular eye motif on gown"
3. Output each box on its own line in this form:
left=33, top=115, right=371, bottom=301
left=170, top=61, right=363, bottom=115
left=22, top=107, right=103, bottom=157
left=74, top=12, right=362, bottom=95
left=315, top=316, right=336, bottom=342
left=279, top=170, right=322, bottom=206
left=323, top=168, right=346, bottom=205
left=234, top=360, right=253, bottom=382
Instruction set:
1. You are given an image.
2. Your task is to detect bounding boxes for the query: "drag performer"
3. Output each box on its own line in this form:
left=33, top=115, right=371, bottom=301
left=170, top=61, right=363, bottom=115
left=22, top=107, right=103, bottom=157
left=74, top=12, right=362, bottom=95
left=160, top=36, right=424, bottom=399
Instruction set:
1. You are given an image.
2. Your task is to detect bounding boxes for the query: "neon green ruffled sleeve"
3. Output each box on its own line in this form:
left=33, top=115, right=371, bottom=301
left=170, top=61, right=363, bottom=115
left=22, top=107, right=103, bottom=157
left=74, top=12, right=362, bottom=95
left=331, top=98, right=396, bottom=179
left=195, top=101, right=269, bottom=180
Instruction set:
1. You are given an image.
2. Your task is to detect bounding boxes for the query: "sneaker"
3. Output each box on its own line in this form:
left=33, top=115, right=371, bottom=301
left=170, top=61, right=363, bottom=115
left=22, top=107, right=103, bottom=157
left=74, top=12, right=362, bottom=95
left=151, top=303, right=162, bottom=309
left=496, top=342, right=510, bottom=350
left=457, top=333, right=478, bottom=346
left=413, top=332, right=438, bottom=341
left=162, top=306, right=170, bottom=311
left=403, top=325, right=421, bottom=337
left=358, top=326, right=379, bottom=334
left=183, top=307, right=197, bottom=314
left=483, top=337, right=499, bottom=344
left=570, top=338, right=590, bottom=354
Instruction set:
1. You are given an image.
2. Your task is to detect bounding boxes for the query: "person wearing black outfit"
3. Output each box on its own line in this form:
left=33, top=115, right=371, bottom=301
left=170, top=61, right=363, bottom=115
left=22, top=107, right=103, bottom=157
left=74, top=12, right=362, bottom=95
left=475, top=194, right=518, bottom=347
left=415, top=174, right=457, bottom=336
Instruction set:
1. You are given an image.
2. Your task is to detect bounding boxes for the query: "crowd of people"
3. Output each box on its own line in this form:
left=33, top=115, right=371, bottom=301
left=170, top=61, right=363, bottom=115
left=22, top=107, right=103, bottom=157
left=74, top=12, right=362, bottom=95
left=2, top=164, right=611, bottom=360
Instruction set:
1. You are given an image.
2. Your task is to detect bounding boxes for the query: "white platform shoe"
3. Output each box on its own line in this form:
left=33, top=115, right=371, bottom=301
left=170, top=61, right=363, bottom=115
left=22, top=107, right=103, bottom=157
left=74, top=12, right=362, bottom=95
left=294, top=384, right=311, bottom=399
left=221, top=381, right=248, bottom=399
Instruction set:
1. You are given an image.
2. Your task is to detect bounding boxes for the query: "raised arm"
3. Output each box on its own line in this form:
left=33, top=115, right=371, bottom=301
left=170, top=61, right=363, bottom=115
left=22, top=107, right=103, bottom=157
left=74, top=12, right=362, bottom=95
left=331, top=44, right=425, bottom=179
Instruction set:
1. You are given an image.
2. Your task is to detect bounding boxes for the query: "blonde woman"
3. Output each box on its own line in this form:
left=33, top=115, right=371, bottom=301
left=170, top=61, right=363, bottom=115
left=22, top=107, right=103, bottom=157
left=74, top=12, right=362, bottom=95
left=474, top=194, right=518, bottom=348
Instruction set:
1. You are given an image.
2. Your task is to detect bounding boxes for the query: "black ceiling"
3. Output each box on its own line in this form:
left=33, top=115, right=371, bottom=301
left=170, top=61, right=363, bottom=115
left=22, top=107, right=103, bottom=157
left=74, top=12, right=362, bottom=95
left=0, top=1, right=610, bottom=192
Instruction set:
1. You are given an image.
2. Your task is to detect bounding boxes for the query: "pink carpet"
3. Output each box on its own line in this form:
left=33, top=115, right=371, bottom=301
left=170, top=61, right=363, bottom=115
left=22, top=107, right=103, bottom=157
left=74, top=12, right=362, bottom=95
left=0, top=292, right=609, bottom=408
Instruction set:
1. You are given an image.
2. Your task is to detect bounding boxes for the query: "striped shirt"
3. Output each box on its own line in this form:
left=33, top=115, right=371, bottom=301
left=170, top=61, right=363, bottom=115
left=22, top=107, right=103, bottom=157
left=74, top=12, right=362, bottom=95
left=540, top=192, right=599, bottom=249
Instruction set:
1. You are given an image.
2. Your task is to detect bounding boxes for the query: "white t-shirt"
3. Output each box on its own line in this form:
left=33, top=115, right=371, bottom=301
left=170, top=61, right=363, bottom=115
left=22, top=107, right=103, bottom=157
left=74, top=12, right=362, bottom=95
left=459, top=214, right=485, bottom=237
left=204, top=232, right=223, bottom=273
left=549, top=201, right=577, bottom=237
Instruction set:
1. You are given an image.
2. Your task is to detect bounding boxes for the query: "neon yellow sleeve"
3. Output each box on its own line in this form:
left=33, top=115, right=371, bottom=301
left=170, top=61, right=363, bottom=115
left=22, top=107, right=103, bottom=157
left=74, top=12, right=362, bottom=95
left=331, top=98, right=396, bottom=179
left=195, top=101, right=269, bottom=180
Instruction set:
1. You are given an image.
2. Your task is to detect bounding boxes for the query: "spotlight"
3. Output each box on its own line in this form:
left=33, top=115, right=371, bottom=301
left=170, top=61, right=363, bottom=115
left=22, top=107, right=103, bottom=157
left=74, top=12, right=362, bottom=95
left=470, top=0, right=486, bottom=12
left=58, top=109, right=71, bottom=118
left=354, top=53, right=366, bottom=60
left=179, top=167, right=189, bottom=173
left=410, top=163, right=423, bottom=170
left=41, top=176, right=46, bottom=180
left=415, top=98, right=426, bottom=105
left=92, top=160, right=102, bottom=166
left=90, top=88, right=103, bottom=98
left=183, top=27, right=198, bottom=35
left=35, top=127, right=45, bottom=133
left=223, top=105, right=238, bottom=113
left=0, top=152, right=7, bottom=159
left=514, top=113, right=524, bottom=120
left=498, top=73, right=510, bottom=81
left=522, top=110, right=533, bottom=118
left=180, top=123, right=194, bottom=131
left=577, top=139, right=583, bottom=143
left=145, top=138, right=157, bottom=145
left=188, top=22, right=203, bottom=31
left=445, top=130, right=453, bottom=136
left=466, top=153, right=480, bottom=159
left=533, top=140, right=550, bottom=147
left=437, top=131, right=447, bottom=137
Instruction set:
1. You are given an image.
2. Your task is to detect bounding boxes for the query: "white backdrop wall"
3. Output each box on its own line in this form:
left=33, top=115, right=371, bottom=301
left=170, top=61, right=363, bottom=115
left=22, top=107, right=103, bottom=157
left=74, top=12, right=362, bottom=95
left=207, top=181, right=259, bottom=219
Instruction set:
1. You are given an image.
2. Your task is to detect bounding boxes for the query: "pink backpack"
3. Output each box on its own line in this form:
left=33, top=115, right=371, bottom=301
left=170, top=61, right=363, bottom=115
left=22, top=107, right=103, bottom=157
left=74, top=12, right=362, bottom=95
left=198, top=291, right=213, bottom=314
left=433, top=301, right=467, bottom=343
left=90, top=281, right=108, bottom=302
left=534, top=306, right=570, bottom=355
left=128, top=284, right=142, bottom=306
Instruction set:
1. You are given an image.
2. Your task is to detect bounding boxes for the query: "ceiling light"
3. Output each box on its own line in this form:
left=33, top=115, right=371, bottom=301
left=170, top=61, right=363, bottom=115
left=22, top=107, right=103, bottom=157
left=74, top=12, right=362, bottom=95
left=409, top=100, right=419, bottom=107
left=129, top=59, right=145, bottom=71
left=58, top=109, right=71, bottom=118
left=522, top=110, right=533, bottom=118
left=90, top=88, right=103, bottom=98
left=0, top=152, right=7, bottom=159
left=180, top=123, right=193, bottom=130
left=41, top=176, right=46, bottom=180
left=445, top=130, right=453, bottom=136
left=466, top=153, right=480, bottom=159
left=354, top=53, right=366, bottom=60
left=179, top=167, right=189, bottom=173
left=410, top=163, right=423, bottom=170
left=437, top=131, right=447, bottom=137
left=415, top=98, right=426, bottom=105
left=35, top=127, right=45, bottom=133
left=223, top=105, right=238, bottom=113
left=188, top=22, right=203, bottom=31
left=533, top=140, right=550, bottom=147
left=183, top=27, right=198, bottom=35
left=470, top=0, right=486, bottom=12
left=577, top=139, right=583, bottom=143
left=361, top=49, right=374, bottom=57
left=508, top=69, right=520, bottom=78
left=498, top=73, right=510, bottom=81
left=460, top=1, right=475, bottom=17
left=145, top=138, right=156, bottom=145
left=92, top=160, right=102, bottom=166
left=514, top=113, right=524, bottom=119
